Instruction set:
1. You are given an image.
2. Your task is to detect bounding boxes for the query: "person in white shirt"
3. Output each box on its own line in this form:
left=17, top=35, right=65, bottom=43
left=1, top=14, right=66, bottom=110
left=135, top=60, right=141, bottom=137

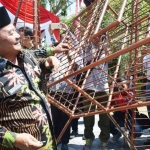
left=82, top=35, right=110, bottom=150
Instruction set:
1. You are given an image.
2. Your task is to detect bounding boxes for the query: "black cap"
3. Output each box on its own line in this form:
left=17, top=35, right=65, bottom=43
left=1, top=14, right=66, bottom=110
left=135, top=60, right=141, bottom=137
left=83, top=0, right=95, bottom=7
left=0, top=6, right=11, bottom=29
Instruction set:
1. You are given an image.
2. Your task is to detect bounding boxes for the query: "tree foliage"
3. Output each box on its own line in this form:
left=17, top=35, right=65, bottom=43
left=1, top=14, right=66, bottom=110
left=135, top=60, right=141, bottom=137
left=40, top=0, right=76, bottom=16
left=60, top=15, right=76, bottom=27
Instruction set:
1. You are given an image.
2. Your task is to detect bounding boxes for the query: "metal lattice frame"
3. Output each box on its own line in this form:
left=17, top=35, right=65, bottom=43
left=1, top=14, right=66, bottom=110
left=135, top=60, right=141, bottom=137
left=46, top=0, right=150, bottom=149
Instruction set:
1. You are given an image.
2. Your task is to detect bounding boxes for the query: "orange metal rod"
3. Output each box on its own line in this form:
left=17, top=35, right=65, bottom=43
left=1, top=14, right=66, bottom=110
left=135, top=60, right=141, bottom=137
left=107, top=28, right=128, bottom=109
left=13, top=0, right=23, bottom=26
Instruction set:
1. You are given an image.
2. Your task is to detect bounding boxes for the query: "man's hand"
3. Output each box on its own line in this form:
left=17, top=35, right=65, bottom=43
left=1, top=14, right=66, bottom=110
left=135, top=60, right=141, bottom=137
left=45, top=56, right=60, bottom=72
left=53, top=43, right=70, bottom=53
left=60, top=22, right=69, bottom=31
left=14, top=133, right=43, bottom=150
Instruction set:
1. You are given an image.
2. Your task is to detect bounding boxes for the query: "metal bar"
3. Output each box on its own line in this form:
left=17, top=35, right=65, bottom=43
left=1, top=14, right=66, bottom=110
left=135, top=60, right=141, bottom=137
left=131, top=14, right=149, bottom=27
left=131, top=0, right=140, bottom=146
left=33, top=0, right=38, bottom=49
left=146, top=14, right=150, bottom=38
left=107, top=5, right=127, bottom=26
left=13, top=0, right=23, bottom=26
left=37, top=0, right=41, bottom=47
left=56, top=117, right=72, bottom=143
left=72, top=100, right=150, bottom=118
left=92, top=20, right=120, bottom=40
left=108, top=114, right=136, bottom=150
left=94, top=0, right=109, bottom=34
left=107, top=27, right=129, bottom=109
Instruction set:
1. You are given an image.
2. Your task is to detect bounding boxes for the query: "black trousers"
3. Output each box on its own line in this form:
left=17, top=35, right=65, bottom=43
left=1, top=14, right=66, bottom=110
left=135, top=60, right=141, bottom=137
left=51, top=92, right=71, bottom=144
left=70, top=90, right=82, bottom=132
left=71, top=118, right=79, bottom=132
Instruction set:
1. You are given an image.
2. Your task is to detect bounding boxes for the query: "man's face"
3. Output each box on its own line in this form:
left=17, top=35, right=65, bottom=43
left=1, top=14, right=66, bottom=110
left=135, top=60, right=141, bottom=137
left=18, top=28, right=27, bottom=41
left=18, top=30, right=24, bottom=39
left=0, top=23, right=21, bottom=57
left=21, top=35, right=32, bottom=48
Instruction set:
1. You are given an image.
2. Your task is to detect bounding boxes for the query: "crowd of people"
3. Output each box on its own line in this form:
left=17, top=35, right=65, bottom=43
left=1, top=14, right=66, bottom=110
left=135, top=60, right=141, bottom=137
left=0, top=4, right=150, bottom=150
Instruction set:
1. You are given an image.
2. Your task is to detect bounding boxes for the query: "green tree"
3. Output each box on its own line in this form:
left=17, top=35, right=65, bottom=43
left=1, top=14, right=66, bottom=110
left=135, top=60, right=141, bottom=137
left=40, top=0, right=76, bottom=16
left=60, top=14, right=75, bottom=27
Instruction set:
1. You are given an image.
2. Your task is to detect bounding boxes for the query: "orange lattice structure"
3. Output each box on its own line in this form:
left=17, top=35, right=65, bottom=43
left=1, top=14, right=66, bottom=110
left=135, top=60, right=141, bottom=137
left=46, top=0, right=150, bottom=149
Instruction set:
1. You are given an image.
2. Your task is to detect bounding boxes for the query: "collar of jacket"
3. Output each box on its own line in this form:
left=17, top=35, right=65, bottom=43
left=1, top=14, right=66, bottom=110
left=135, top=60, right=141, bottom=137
left=0, top=58, right=7, bottom=70
left=0, top=51, right=25, bottom=71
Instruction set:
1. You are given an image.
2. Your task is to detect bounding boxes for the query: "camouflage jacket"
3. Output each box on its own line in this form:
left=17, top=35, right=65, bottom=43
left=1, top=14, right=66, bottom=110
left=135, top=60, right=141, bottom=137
left=0, top=50, right=57, bottom=150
